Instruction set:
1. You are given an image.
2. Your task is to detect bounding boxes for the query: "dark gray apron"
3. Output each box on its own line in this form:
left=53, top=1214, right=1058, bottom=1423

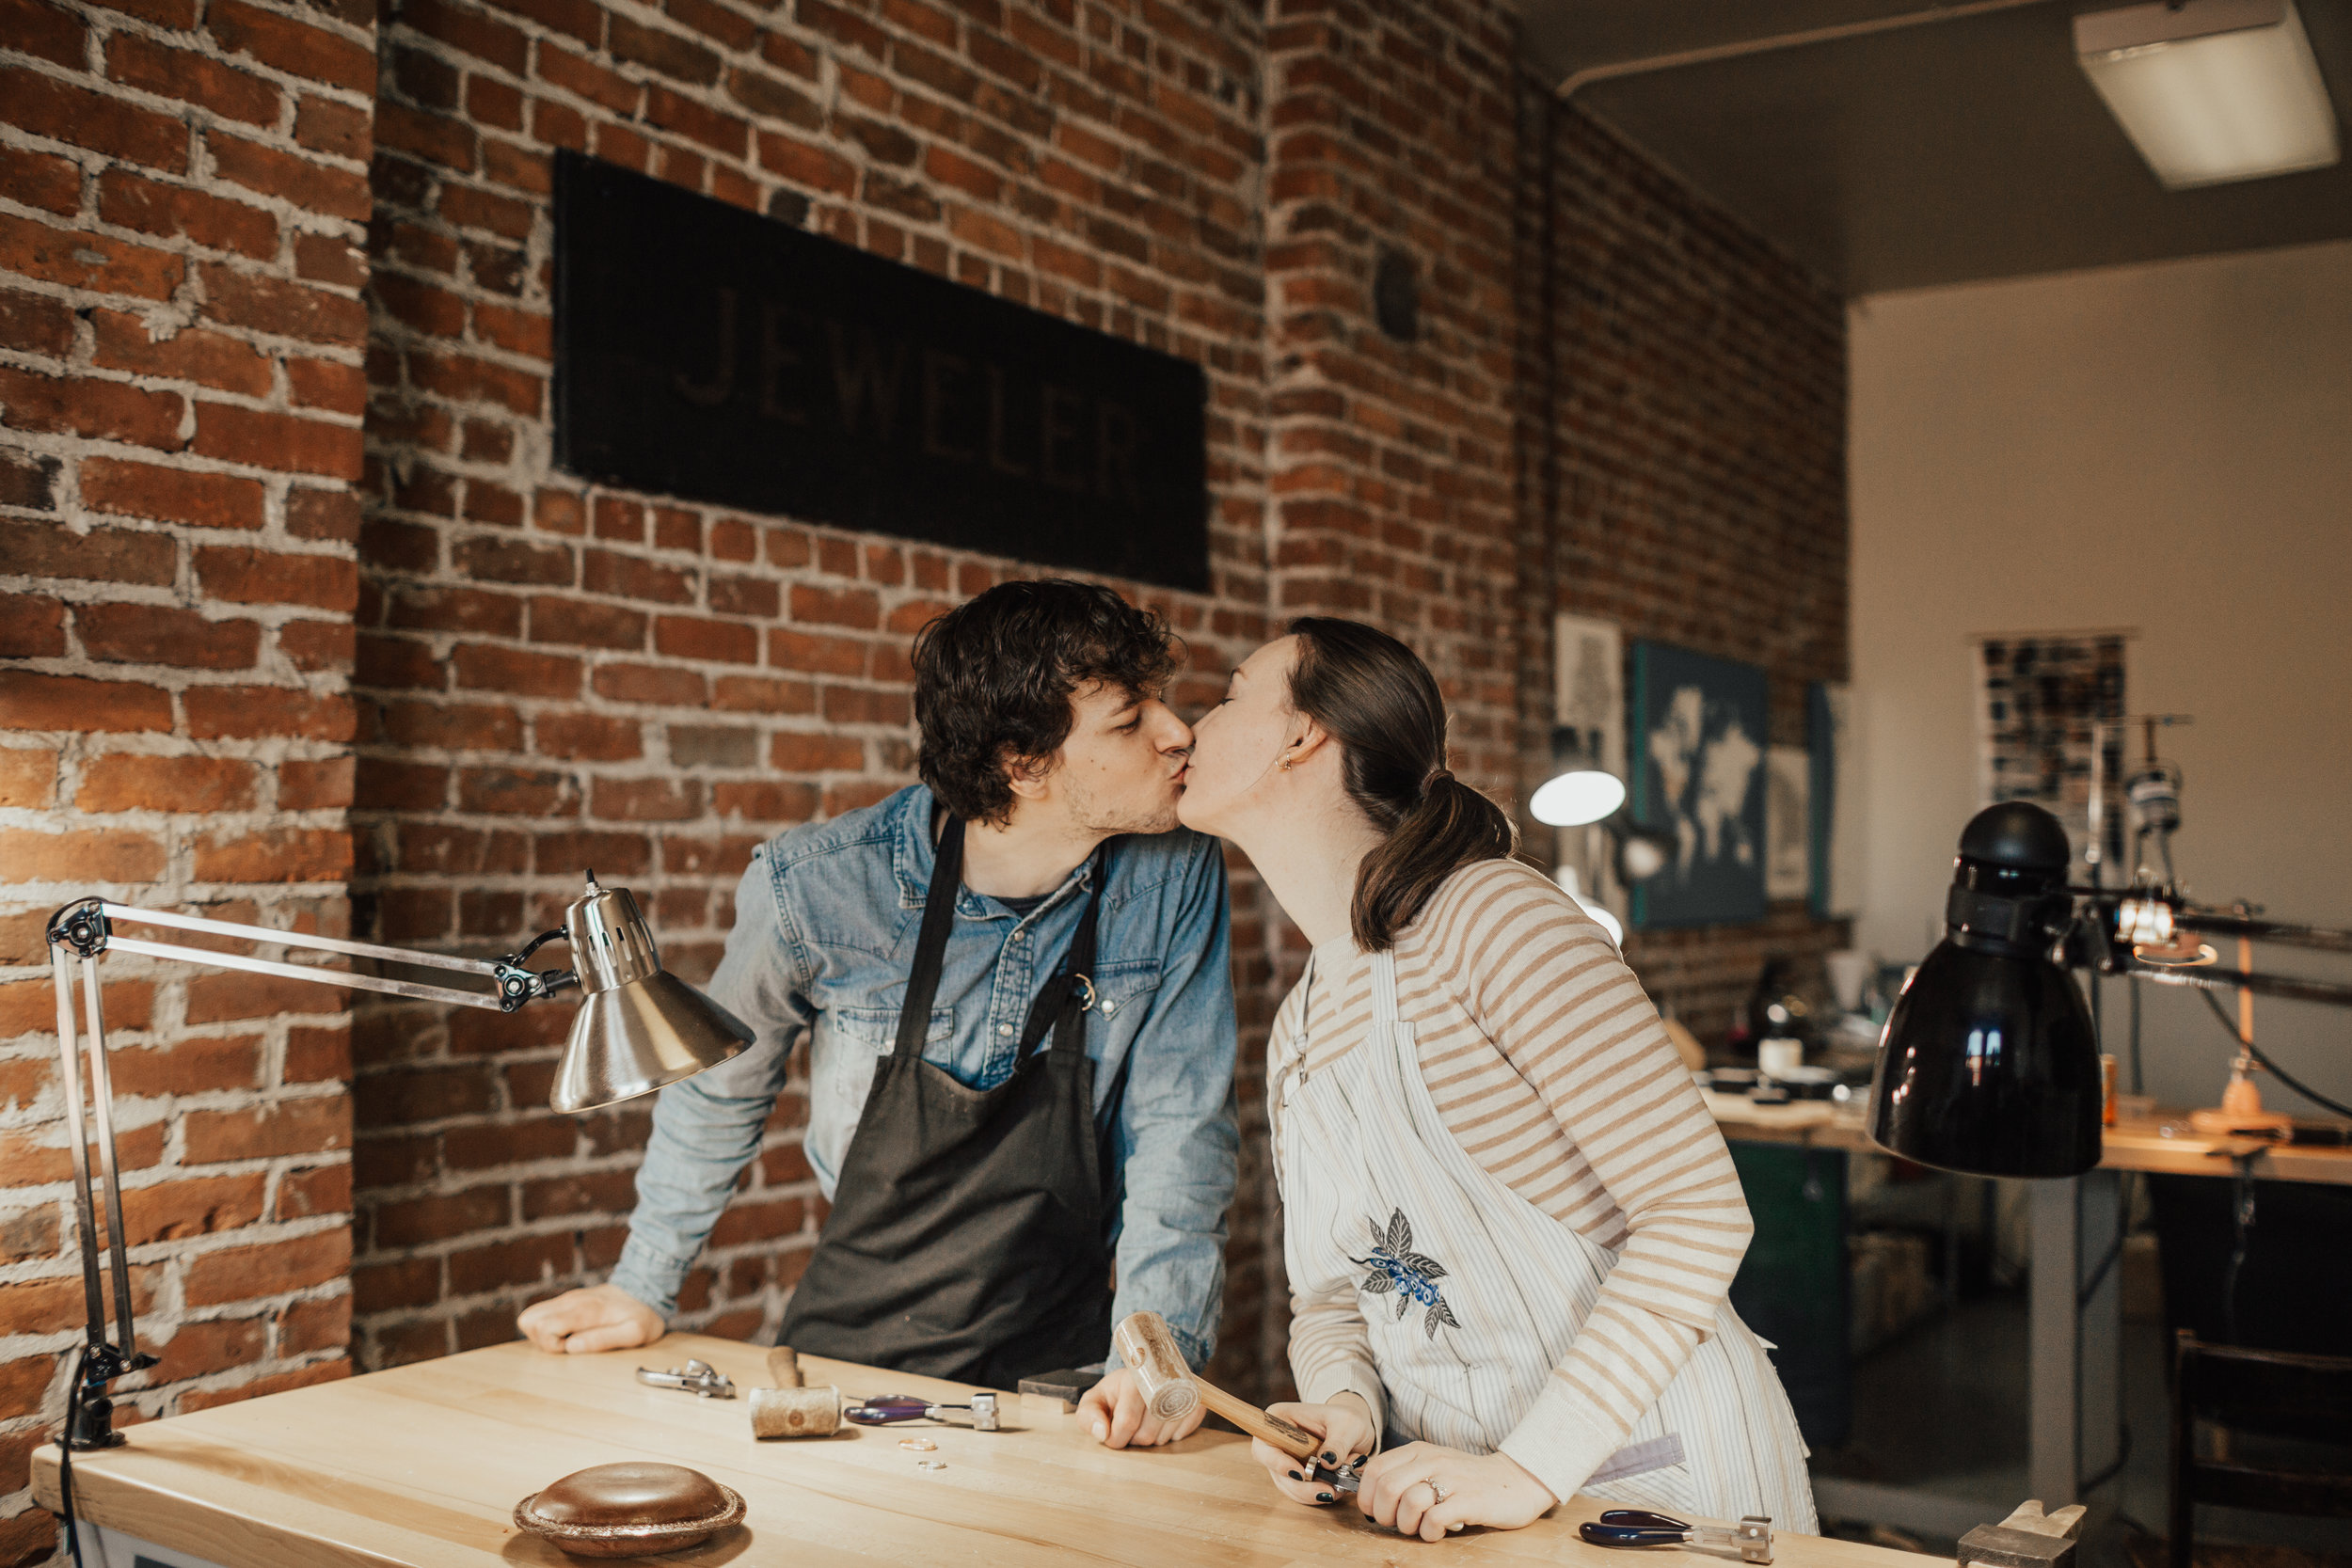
left=776, top=816, right=1121, bottom=1388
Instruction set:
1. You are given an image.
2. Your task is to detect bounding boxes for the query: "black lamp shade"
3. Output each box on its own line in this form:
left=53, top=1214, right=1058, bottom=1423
left=1867, top=802, right=2104, bottom=1178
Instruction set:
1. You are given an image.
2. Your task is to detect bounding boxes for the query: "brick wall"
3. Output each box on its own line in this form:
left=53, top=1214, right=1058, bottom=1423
left=4, top=4, right=1854, bottom=1549
left=343, top=0, right=1279, bottom=1382
left=0, top=0, right=377, bottom=1560
left=1517, top=92, right=1852, bottom=1041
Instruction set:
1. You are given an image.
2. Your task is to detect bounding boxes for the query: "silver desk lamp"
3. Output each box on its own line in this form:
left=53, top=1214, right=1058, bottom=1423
left=41, top=871, right=752, bottom=1451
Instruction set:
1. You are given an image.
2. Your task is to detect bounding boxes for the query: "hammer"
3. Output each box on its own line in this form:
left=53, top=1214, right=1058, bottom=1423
left=1113, top=1311, right=1361, bottom=1493
left=749, top=1345, right=842, bottom=1439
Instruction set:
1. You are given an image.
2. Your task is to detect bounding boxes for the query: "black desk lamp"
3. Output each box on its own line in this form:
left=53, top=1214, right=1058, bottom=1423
left=1870, top=802, right=2352, bottom=1179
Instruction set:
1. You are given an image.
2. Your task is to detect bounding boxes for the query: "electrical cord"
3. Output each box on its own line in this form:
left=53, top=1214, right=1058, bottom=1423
left=2077, top=1420, right=2134, bottom=1497
left=2196, top=989, right=2352, bottom=1119
left=2222, top=1149, right=2259, bottom=1347
left=59, top=1345, right=87, bottom=1568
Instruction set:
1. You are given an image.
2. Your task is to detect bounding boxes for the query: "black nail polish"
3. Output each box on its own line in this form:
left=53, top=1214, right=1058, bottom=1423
left=1287, top=1469, right=1303, bottom=1480
left=1322, top=1451, right=1338, bottom=1465
left=1315, top=1491, right=1335, bottom=1504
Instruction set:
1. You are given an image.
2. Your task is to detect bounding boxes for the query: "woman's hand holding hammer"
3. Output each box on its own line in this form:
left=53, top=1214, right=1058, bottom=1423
left=1248, top=1395, right=1376, bottom=1505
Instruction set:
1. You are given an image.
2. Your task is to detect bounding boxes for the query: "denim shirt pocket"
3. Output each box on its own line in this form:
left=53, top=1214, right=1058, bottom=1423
left=813, top=1004, right=956, bottom=1146
left=1089, top=959, right=1162, bottom=1025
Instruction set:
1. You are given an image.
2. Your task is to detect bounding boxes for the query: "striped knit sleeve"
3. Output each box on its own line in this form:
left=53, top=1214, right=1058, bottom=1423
left=1428, top=862, right=1754, bottom=1504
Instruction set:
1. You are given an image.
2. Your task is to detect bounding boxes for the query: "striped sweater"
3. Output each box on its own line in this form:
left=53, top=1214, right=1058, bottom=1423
left=1272, top=857, right=1754, bottom=1497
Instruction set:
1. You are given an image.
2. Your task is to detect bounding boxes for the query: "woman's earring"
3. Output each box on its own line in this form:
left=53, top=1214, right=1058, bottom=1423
left=1278, top=758, right=1292, bottom=772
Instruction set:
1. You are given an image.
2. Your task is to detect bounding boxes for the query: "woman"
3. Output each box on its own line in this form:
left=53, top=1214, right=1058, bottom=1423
left=1178, top=618, right=1815, bottom=1543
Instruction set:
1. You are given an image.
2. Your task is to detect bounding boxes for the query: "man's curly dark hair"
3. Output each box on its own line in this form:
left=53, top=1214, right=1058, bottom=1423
left=911, top=579, right=1180, bottom=826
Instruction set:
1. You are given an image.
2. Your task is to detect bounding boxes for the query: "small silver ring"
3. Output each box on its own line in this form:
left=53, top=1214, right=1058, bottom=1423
left=1426, top=1480, right=1451, bottom=1503
left=1073, top=974, right=1096, bottom=1011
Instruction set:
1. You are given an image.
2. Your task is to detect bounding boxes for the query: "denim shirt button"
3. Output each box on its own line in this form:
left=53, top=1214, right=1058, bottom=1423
left=998, top=1023, right=1013, bottom=1037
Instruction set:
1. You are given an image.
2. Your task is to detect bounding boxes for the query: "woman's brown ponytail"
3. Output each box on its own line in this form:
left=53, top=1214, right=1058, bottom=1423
left=1286, top=618, right=1518, bottom=950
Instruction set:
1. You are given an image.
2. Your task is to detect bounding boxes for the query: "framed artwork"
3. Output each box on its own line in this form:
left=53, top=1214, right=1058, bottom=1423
left=1553, top=612, right=1626, bottom=780
left=1628, top=641, right=1768, bottom=928
left=1807, top=681, right=1864, bottom=917
left=1766, top=746, right=1812, bottom=901
left=1974, top=632, right=2130, bottom=878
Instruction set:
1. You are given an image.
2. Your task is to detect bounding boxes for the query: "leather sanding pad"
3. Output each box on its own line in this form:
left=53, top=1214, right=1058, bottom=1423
left=514, top=1462, right=745, bottom=1557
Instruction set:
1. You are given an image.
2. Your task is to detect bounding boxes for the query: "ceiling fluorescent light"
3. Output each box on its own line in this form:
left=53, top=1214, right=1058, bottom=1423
left=2076, top=0, right=2340, bottom=189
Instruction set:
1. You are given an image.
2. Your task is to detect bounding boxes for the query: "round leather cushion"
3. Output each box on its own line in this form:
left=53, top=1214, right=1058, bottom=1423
left=530, top=1463, right=728, bottom=1527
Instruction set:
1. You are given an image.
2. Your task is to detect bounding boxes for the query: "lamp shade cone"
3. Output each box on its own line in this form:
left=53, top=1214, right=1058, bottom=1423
left=547, top=874, right=753, bottom=1114
left=1867, top=801, right=2103, bottom=1178
left=550, top=970, right=755, bottom=1114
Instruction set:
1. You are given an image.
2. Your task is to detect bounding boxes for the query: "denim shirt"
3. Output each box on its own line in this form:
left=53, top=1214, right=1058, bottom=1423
left=611, top=784, right=1239, bottom=1369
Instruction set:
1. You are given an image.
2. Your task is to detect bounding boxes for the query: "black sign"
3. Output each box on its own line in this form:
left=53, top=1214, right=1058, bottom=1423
left=552, top=152, right=1209, bottom=592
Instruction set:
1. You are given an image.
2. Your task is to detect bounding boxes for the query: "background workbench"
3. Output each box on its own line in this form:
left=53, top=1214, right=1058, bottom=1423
left=34, top=1333, right=1931, bottom=1567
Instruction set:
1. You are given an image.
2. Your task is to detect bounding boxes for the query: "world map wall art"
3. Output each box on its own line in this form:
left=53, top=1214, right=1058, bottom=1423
left=1628, top=641, right=1770, bottom=928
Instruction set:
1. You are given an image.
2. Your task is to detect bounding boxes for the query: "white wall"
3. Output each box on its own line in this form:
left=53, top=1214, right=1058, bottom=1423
left=1849, top=239, right=2352, bottom=1113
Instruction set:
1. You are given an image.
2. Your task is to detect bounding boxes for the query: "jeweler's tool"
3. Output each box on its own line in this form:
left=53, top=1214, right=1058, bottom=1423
left=1579, top=1510, right=1773, bottom=1562
left=635, top=1358, right=736, bottom=1399
left=842, top=1391, right=1000, bottom=1431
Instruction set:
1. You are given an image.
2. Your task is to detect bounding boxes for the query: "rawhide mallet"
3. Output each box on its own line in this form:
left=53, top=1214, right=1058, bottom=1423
left=1114, top=1311, right=1356, bottom=1489
left=749, top=1344, right=841, bottom=1439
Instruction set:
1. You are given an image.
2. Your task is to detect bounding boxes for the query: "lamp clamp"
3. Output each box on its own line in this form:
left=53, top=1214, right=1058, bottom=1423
left=46, top=899, right=111, bottom=959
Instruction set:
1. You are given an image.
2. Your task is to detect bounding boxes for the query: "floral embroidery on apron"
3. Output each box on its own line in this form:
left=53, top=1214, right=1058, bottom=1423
left=1353, top=1208, right=1460, bottom=1338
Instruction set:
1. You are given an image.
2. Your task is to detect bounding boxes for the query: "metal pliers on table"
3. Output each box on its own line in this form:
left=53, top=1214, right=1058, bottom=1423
left=1580, top=1510, right=1774, bottom=1562
left=843, top=1392, right=1002, bottom=1431
left=634, top=1358, right=737, bottom=1399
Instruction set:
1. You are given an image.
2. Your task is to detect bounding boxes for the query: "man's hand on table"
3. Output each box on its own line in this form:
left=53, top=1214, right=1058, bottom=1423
left=1078, top=1368, right=1208, bottom=1448
left=516, top=1284, right=664, bottom=1354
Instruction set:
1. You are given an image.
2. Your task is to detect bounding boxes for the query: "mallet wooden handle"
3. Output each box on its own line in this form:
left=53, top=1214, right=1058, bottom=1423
left=1113, top=1310, right=1322, bottom=1462
left=766, top=1346, right=803, bottom=1388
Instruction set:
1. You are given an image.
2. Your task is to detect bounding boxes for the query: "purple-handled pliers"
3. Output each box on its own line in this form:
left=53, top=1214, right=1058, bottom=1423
left=1580, top=1510, right=1773, bottom=1562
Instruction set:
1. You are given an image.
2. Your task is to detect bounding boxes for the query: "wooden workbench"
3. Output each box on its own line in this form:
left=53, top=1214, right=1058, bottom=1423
left=1703, top=1093, right=2352, bottom=1185
left=34, top=1333, right=1933, bottom=1567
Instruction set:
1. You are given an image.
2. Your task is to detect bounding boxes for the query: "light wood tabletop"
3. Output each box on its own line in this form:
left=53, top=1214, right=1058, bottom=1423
left=36, top=1332, right=1940, bottom=1567
left=1704, top=1093, right=2352, bottom=1187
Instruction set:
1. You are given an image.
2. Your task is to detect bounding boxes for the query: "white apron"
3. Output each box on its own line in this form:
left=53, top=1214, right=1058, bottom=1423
left=1275, top=949, right=1818, bottom=1528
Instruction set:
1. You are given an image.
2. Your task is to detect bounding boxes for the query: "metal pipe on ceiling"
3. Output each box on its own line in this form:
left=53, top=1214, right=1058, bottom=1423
left=1554, top=0, right=2067, bottom=98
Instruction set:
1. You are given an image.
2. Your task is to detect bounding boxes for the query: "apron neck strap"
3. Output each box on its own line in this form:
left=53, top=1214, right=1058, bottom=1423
left=894, top=814, right=967, bottom=1062
left=1020, top=839, right=1112, bottom=1058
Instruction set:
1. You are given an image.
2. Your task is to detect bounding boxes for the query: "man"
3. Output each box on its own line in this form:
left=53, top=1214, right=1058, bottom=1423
left=518, top=579, right=1234, bottom=1448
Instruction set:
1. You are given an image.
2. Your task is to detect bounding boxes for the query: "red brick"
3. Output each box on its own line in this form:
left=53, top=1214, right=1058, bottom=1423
left=192, top=404, right=363, bottom=478
left=590, top=661, right=706, bottom=706
left=0, top=669, right=173, bottom=732
left=195, top=546, right=358, bottom=610
left=468, top=74, right=525, bottom=131
left=755, top=130, right=857, bottom=196
left=0, top=366, right=183, bottom=449
left=711, top=673, right=814, bottom=714
left=352, top=756, right=447, bottom=810
left=437, top=182, right=533, bottom=240
left=147, top=1315, right=269, bottom=1385
left=352, top=1255, right=438, bottom=1312
left=183, top=1227, right=353, bottom=1306
left=405, top=0, right=529, bottom=72
left=358, top=631, right=445, bottom=690
left=260, top=733, right=346, bottom=795
left=407, top=348, right=543, bottom=415
left=199, top=261, right=370, bottom=347
left=447, top=1231, right=572, bottom=1296
left=0, top=142, right=84, bottom=216
left=766, top=626, right=866, bottom=675
left=0, top=0, right=87, bottom=69
left=288, top=485, right=361, bottom=542
left=82, top=454, right=266, bottom=528
left=644, top=86, right=748, bottom=157
left=0, top=1205, right=60, bottom=1262
left=119, top=1173, right=267, bottom=1247
left=580, top=549, right=692, bottom=603
left=285, top=1023, right=351, bottom=1084
left=375, top=101, right=478, bottom=172
left=193, top=826, right=352, bottom=883
left=538, top=40, right=639, bottom=114
left=654, top=613, right=758, bottom=664
left=72, top=602, right=257, bottom=670
left=472, top=300, right=549, bottom=358
left=0, top=66, right=190, bottom=172
left=0, top=517, right=174, bottom=584
left=287, top=356, right=367, bottom=413
left=184, top=685, right=358, bottom=740
left=455, top=764, right=572, bottom=815
left=0, top=595, right=64, bottom=659
left=108, top=33, right=281, bottom=125
left=277, top=1164, right=351, bottom=1223
left=76, top=754, right=255, bottom=813
left=592, top=777, right=700, bottom=821
left=107, top=1033, right=263, bottom=1099
left=0, top=826, right=164, bottom=881
left=96, top=170, right=277, bottom=262
left=451, top=642, right=580, bottom=697
left=207, top=0, right=375, bottom=92
left=279, top=618, right=356, bottom=673
left=528, top=595, right=646, bottom=649
left=453, top=535, right=572, bottom=586
left=93, top=0, right=199, bottom=24
left=209, top=132, right=373, bottom=222
left=378, top=700, right=522, bottom=751
left=788, top=582, right=881, bottom=628
left=295, top=94, right=371, bottom=160
left=770, top=732, right=865, bottom=772
left=0, top=745, right=57, bottom=805
left=184, top=968, right=351, bottom=1024
left=0, top=1265, right=158, bottom=1337
left=183, top=1096, right=351, bottom=1162
left=0, top=211, right=183, bottom=299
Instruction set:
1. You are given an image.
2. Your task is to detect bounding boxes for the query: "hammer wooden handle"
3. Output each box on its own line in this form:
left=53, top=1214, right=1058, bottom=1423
left=766, top=1346, right=803, bottom=1388
left=1190, top=1378, right=1322, bottom=1461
